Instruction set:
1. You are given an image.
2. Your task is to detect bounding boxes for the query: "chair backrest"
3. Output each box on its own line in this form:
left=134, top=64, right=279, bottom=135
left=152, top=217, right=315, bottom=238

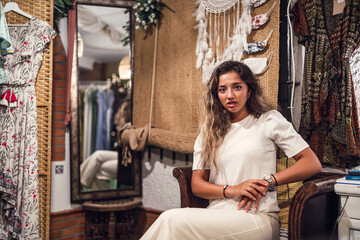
left=173, top=167, right=208, bottom=208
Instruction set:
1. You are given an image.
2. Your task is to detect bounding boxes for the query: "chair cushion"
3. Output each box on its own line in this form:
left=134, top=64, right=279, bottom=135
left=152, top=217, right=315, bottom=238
left=276, top=157, right=303, bottom=228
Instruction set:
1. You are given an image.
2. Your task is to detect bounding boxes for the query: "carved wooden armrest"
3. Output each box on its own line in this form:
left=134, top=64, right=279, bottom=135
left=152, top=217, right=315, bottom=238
left=288, top=173, right=345, bottom=240
left=172, top=167, right=208, bottom=208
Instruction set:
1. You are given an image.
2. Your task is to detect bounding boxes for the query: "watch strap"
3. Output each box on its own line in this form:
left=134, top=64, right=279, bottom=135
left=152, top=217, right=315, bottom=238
left=264, top=174, right=275, bottom=192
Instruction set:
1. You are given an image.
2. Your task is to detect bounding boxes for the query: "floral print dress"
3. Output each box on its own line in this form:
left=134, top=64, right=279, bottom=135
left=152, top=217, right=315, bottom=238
left=0, top=17, right=56, bottom=239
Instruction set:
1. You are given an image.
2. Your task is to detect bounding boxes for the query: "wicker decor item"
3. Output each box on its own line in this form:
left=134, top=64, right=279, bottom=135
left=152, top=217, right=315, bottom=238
left=133, top=0, right=280, bottom=153
left=3, top=1, right=54, bottom=240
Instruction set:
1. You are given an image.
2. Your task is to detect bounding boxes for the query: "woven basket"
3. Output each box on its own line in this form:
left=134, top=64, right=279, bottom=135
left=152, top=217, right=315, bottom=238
left=3, top=1, right=54, bottom=240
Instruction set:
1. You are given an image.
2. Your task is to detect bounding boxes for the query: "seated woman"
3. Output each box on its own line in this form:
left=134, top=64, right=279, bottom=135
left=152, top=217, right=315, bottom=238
left=80, top=150, right=118, bottom=190
left=140, top=61, right=321, bottom=239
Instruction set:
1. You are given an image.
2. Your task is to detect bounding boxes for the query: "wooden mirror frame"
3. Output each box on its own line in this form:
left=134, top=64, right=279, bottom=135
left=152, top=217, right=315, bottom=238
left=69, top=0, right=139, bottom=202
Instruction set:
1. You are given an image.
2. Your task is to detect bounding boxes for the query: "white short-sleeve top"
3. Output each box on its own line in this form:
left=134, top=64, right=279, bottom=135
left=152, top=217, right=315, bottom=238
left=192, top=110, right=309, bottom=213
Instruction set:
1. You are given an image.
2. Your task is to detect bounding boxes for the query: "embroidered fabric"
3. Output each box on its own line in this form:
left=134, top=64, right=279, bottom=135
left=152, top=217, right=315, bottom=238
left=349, top=45, right=360, bottom=121
left=201, top=0, right=239, bottom=14
left=243, top=51, right=273, bottom=75
left=244, top=29, right=273, bottom=54
left=251, top=2, right=276, bottom=29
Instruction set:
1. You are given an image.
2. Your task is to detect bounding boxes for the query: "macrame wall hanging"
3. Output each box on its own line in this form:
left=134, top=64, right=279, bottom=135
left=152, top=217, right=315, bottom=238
left=195, top=0, right=273, bottom=84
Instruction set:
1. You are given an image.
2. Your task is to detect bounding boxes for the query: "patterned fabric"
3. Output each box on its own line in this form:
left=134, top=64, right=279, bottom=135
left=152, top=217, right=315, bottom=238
left=292, top=0, right=360, bottom=168
left=244, top=30, right=273, bottom=55
left=349, top=45, right=360, bottom=128
left=0, top=3, right=14, bottom=84
left=0, top=17, right=56, bottom=239
left=279, top=227, right=288, bottom=240
left=251, top=0, right=269, bottom=8
left=244, top=39, right=268, bottom=54
left=251, top=2, right=276, bottom=30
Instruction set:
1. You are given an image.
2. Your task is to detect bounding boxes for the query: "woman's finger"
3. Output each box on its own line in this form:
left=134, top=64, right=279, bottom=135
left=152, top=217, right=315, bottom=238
left=253, top=195, right=262, bottom=210
left=251, top=184, right=267, bottom=196
left=237, top=197, right=248, bottom=210
left=251, top=179, right=268, bottom=187
left=242, top=191, right=257, bottom=201
left=245, top=199, right=253, bottom=212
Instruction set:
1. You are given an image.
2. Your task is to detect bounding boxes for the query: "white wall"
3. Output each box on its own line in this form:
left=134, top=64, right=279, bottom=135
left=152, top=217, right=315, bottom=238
left=142, top=148, right=193, bottom=211
left=51, top=131, right=81, bottom=212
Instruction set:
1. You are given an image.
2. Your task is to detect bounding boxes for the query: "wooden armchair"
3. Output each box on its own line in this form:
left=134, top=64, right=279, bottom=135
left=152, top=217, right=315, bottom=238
left=173, top=167, right=344, bottom=240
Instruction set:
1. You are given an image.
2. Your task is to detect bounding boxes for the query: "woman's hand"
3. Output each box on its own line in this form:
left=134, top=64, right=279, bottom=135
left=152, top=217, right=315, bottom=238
left=237, top=180, right=269, bottom=212
left=226, top=179, right=268, bottom=202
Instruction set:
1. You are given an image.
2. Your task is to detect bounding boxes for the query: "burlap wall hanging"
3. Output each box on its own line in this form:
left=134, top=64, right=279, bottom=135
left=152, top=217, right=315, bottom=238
left=131, top=0, right=280, bottom=153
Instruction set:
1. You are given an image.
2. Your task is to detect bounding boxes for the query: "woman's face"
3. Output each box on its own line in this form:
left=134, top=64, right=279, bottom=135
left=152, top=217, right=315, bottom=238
left=217, top=71, right=251, bottom=122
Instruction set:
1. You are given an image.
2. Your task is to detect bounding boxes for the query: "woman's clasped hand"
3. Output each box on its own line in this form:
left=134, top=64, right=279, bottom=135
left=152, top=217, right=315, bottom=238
left=230, top=179, right=269, bottom=212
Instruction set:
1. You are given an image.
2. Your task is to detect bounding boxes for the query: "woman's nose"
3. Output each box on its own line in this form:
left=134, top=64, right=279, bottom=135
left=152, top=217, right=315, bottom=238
left=227, top=90, right=234, bottom=99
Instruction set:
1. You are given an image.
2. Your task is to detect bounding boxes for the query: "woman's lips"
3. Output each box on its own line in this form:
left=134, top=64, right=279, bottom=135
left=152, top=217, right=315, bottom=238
left=227, top=101, right=237, bottom=108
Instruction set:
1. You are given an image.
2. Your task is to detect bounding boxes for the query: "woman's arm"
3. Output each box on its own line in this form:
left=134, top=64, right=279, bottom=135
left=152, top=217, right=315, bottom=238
left=237, top=147, right=321, bottom=211
left=191, top=169, right=267, bottom=201
left=272, top=147, right=322, bottom=186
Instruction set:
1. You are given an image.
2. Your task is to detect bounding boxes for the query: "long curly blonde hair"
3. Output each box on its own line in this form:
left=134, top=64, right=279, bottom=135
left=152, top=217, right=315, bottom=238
left=200, top=61, right=275, bottom=169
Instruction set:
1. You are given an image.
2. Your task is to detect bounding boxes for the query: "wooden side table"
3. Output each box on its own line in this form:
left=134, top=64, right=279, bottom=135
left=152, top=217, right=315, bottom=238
left=83, top=197, right=142, bottom=240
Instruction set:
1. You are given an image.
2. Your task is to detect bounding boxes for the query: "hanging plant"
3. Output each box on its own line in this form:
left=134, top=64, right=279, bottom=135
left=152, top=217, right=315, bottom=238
left=54, top=0, right=75, bottom=32
left=133, top=0, right=175, bottom=30
left=121, top=10, right=131, bottom=46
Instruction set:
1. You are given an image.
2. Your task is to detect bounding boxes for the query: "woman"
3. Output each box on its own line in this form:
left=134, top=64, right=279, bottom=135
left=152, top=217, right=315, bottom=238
left=141, top=61, right=321, bottom=239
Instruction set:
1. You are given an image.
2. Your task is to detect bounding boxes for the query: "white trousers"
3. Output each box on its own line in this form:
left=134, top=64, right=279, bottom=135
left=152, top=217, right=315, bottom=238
left=140, top=208, right=279, bottom=240
left=80, top=150, right=118, bottom=187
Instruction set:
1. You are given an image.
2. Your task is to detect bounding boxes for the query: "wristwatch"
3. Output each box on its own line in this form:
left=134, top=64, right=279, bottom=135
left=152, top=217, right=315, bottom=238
left=263, top=175, right=275, bottom=192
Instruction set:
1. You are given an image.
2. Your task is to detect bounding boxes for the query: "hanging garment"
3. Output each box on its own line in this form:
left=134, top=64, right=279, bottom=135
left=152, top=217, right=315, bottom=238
left=349, top=45, right=360, bottom=122
left=95, top=89, right=114, bottom=151
left=243, top=51, right=273, bottom=75
left=243, top=29, right=273, bottom=54
left=292, top=0, right=360, bottom=167
left=0, top=17, right=56, bottom=239
left=251, top=2, right=276, bottom=30
left=82, top=85, right=95, bottom=161
left=0, top=3, right=13, bottom=84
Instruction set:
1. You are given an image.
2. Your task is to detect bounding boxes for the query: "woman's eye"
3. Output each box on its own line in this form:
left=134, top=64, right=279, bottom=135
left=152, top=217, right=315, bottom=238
left=234, top=85, right=242, bottom=90
left=218, top=88, right=226, bottom=93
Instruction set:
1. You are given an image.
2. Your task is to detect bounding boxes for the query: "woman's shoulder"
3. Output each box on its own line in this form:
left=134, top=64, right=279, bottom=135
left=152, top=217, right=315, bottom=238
left=259, top=109, right=284, bottom=120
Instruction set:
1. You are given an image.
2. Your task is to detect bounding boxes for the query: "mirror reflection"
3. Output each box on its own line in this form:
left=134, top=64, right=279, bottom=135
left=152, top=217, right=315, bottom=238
left=77, top=4, right=132, bottom=192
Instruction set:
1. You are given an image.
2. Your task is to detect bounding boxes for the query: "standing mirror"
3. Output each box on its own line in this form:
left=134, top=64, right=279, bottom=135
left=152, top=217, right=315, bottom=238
left=70, top=0, right=139, bottom=202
